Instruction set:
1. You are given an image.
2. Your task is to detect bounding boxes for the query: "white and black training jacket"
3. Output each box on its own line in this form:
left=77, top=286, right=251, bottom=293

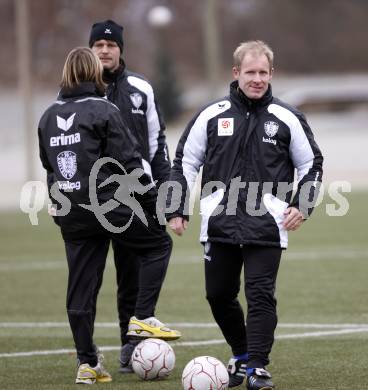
left=168, top=81, right=323, bottom=248
left=104, top=65, right=170, bottom=189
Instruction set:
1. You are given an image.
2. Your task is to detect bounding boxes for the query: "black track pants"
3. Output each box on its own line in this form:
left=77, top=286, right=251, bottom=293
left=205, top=242, right=281, bottom=368
left=112, top=242, right=140, bottom=345
left=112, top=233, right=172, bottom=345
left=65, top=221, right=172, bottom=365
left=65, top=236, right=109, bottom=367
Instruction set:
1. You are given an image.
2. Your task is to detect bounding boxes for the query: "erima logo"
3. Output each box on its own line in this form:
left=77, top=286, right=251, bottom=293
left=57, top=113, right=76, bottom=132
left=50, top=132, right=81, bottom=147
left=104, top=28, right=112, bottom=34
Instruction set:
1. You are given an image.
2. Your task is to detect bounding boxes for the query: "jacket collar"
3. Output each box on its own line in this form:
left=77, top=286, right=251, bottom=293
left=59, top=82, right=105, bottom=99
left=102, top=60, right=126, bottom=84
left=230, top=80, right=273, bottom=109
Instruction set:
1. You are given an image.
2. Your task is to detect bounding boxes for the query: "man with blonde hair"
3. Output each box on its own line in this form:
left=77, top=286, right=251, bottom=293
left=168, top=40, right=323, bottom=389
left=233, top=40, right=274, bottom=70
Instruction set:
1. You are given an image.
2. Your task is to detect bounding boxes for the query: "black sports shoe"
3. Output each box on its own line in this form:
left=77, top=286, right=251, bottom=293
left=119, top=341, right=138, bottom=373
left=227, top=357, right=247, bottom=387
left=246, top=368, right=274, bottom=390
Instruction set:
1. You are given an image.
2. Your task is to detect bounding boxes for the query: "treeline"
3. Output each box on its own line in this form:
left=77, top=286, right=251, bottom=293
left=1, top=0, right=367, bottom=87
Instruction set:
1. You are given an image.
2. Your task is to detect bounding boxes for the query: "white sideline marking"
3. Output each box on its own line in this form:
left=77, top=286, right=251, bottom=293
left=279, top=323, right=368, bottom=329
left=284, top=248, right=368, bottom=261
left=171, top=323, right=368, bottom=329
left=0, top=260, right=65, bottom=271
left=276, top=327, right=368, bottom=339
left=1, top=247, right=367, bottom=271
left=0, top=322, right=115, bottom=328
left=2, top=321, right=368, bottom=329
left=1, top=326, right=368, bottom=359
left=0, top=348, right=77, bottom=358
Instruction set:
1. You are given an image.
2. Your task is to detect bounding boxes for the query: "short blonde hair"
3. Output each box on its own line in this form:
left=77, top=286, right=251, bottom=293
left=60, top=47, right=105, bottom=93
left=233, top=40, right=274, bottom=70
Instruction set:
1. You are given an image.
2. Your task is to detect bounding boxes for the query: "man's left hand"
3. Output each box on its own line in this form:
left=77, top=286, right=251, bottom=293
left=283, top=207, right=304, bottom=231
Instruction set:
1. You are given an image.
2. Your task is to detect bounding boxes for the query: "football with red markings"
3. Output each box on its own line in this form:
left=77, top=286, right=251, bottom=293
left=131, top=338, right=175, bottom=380
left=182, top=355, right=229, bottom=389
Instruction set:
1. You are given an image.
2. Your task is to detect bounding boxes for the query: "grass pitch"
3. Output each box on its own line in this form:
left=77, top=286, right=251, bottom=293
left=1, top=191, right=368, bottom=389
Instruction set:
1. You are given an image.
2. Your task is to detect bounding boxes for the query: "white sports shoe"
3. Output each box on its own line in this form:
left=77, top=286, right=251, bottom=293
left=75, top=361, right=112, bottom=385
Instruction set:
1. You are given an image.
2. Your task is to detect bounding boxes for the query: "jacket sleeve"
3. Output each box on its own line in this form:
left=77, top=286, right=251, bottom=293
left=145, top=86, right=171, bottom=188
left=104, top=109, right=158, bottom=214
left=289, top=112, right=323, bottom=218
left=166, top=112, right=208, bottom=221
left=38, top=124, right=52, bottom=173
left=38, top=119, right=53, bottom=174
left=38, top=121, right=61, bottom=225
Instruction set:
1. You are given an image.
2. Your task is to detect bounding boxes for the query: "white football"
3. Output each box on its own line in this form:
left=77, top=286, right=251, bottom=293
left=132, top=338, right=175, bottom=380
left=182, top=356, right=229, bottom=390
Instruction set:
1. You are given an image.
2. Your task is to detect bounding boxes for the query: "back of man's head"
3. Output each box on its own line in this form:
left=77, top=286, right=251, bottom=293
left=89, top=20, right=124, bottom=53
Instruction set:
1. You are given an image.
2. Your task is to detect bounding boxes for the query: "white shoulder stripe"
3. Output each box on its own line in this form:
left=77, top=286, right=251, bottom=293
left=53, top=97, right=119, bottom=111
left=75, top=96, right=120, bottom=110
left=268, top=103, right=314, bottom=181
left=127, top=76, right=152, bottom=96
left=183, top=100, right=231, bottom=189
left=128, top=76, right=160, bottom=162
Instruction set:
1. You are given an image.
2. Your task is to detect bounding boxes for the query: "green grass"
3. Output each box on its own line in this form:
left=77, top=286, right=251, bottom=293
left=1, top=191, right=368, bottom=389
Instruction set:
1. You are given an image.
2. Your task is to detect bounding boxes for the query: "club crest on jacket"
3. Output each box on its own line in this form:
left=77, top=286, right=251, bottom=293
left=130, top=92, right=143, bottom=109
left=57, top=151, right=77, bottom=180
left=264, top=121, right=279, bottom=137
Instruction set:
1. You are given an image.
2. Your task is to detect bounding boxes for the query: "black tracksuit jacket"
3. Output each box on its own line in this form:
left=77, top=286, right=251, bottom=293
left=38, top=82, right=157, bottom=240
left=169, top=81, right=323, bottom=248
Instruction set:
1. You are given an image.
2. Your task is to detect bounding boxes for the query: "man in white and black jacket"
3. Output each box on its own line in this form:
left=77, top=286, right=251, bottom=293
left=168, top=41, right=323, bottom=390
left=89, top=20, right=173, bottom=371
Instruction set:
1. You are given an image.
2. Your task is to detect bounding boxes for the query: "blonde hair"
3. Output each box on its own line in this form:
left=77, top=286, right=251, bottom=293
left=233, top=40, right=274, bottom=70
left=60, top=47, right=106, bottom=93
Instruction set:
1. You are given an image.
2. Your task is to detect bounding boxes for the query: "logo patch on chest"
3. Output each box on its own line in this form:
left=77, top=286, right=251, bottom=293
left=263, top=121, right=279, bottom=145
left=218, top=118, right=234, bottom=136
left=264, top=121, right=279, bottom=137
left=130, top=92, right=142, bottom=109
left=130, top=92, right=144, bottom=115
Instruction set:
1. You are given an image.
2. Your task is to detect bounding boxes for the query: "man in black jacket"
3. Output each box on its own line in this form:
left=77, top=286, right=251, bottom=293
left=168, top=41, right=323, bottom=390
left=89, top=20, right=174, bottom=372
